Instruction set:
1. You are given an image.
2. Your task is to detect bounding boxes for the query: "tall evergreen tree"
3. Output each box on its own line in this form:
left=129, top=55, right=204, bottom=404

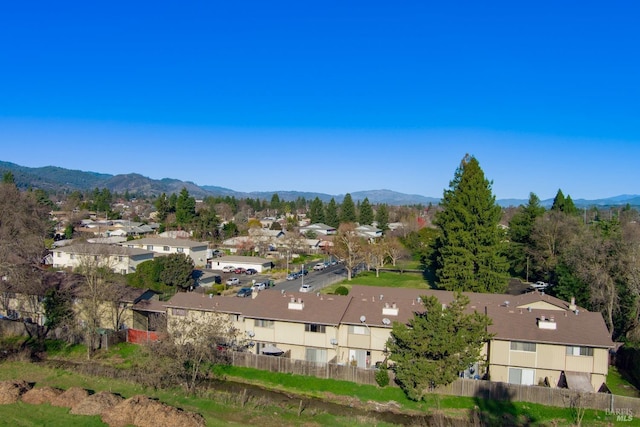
left=325, top=198, right=340, bottom=228
left=309, top=197, right=325, bottom=224
left=175, top=187, right=196, bottom=227
left=155, top=193, right=170, bottom=222
left=432, top=155, right=509, bottom=293
left=564, top=195, right=579, bottom=215
left=2, top=171, right=15, bottom=184
left=375, top=203, right=390, bottom=231
left=340, top=193, right=357, bottom=223
left=551, top=189, right=566, bottom=212
left=270, top=193, right=282, bottom=213
left=358, top=197, right=374, bottom=225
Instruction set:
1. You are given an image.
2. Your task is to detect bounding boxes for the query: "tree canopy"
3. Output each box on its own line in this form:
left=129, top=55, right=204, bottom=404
left=387, top=292, right=492, bottom=401
left=432, top=155, right=509, bottom=293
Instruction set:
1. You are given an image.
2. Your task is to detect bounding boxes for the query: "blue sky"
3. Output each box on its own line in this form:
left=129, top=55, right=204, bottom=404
left=1, top=1, right=638, bottom=201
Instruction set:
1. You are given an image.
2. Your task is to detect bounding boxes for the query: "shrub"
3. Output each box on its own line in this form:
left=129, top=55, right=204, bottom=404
left=334, top=286, right=349, bottom=296
left=375, top=362, right=390, bottom=387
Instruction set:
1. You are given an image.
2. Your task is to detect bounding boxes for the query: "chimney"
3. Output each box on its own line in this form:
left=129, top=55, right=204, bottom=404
left=537, top=315, right=557, bottom=330
left=288, top=299, right=304, bottom=310
left=569, top=296, right=577, bottom=311
left=382, top=302, right=399, bottom=316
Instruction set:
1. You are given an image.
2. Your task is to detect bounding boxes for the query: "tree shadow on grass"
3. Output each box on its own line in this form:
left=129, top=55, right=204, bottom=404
left=471, top=381, right=536, bottom=426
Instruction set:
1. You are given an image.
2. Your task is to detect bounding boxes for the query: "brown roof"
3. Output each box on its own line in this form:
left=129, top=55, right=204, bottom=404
left=347, top=286, right=614, bottom=349
left=164, top=291, right=247, bottom=314
left=162, top=285, right=614, bottom=349
left=242, top=291, right=351, bottom=326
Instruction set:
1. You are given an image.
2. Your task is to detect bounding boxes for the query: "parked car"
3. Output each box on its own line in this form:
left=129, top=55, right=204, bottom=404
left=529, top=281, right=549, bottom=290
left=252, top=282, right=266, bottom=291
left=286, top=272, right=300, bottom=281
left=245, top=268, right=258, bottom=275
left=313, top=263, right=326, bottom=271
left=234, top=267, right=246, bottom=274
left=236, top=287, right=252, bottom=297
left=299, top=283, right=313, bottom=293
left=226, top=277, right=240, bottom=286
left=222, top=266, right=235, bottom=273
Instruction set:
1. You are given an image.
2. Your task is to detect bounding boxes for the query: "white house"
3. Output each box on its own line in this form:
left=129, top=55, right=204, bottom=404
left=121, top=237, right=209, bottom=267
left=51, top=243, right=154, bottom=274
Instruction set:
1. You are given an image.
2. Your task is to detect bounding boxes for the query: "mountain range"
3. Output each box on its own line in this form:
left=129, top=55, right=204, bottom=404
left=1, top=160, right=638, bottom=208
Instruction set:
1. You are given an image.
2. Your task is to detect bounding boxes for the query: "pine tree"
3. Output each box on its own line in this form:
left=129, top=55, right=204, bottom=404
left=387, top=292, right=492, bottom=400
left=432, top=154, right=509, bottom=293
left=358, top=197, right=374, bottom=225
left=375, top=203, right=390, bottom=231
left=508, top=193, right=545, bottom=280
left=325, top=198, right=340, bottom=228
left=340, top=193, right=357, bottom=223
left=175, top=187, right=196, bottom=227
left=551, top=189, right=565, bottom=212
left=309, top=197, right=325, bottom=224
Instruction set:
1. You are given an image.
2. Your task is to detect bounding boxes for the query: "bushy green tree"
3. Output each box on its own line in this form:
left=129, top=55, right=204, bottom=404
left=508, top=193, right=545, bottom=279
left=432, top=155, right=509, bottom=293
left=387, top=292, right=492, bottom=401
left=158, top=253, right=195, bottom=292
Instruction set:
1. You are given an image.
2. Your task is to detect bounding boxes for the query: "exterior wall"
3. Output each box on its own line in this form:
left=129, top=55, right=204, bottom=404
left=52, top=250, right=152, bottom=274
left=489, top=339, right=609, bottom=390
left=124, top=242, right=208, bottom=267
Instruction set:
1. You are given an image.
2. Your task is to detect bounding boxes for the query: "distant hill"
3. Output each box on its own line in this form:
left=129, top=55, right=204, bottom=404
left=0, top=160, right=638, bottom=208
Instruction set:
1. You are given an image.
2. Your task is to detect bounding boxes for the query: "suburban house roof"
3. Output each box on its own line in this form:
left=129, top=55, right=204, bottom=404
left=346, top=286, right=614, bottom=349
left=217, top=255, right=271, bottom=265
left=161, top=284, right=614, bottom=350
left=164, top=292, right=246, bottom=315
left=242, top=291, right=352, bottom=326
left=124, top=237, right=208, bottom=249
left=52, top=243, right=152, bottom=257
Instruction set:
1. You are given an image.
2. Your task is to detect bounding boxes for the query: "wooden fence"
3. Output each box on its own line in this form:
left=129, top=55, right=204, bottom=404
left=230, top=351, right=379, bottom=385
left=228, top=351, right=640, bottom=414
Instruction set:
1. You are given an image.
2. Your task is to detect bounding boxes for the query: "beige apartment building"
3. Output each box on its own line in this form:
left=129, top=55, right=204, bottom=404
left=156, top=285, right=613, bottom=392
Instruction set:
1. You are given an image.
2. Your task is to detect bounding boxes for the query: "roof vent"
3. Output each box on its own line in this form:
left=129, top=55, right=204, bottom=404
left=379, top=294, right=384, bottom=301
left=382, top=318, right=391, bottom=325
left=504, top=301, right=510, bottom=307
left=527, top=307, right=532, bottom=312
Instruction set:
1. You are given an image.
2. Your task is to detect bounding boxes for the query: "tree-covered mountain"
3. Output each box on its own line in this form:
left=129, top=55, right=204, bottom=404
left=0, top=160, right=637, bottom=207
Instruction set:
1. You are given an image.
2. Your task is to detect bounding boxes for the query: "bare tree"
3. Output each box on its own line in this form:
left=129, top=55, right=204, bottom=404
left=146, top=313, right=241, bottom=393
left=333, top=223, right=366, bottom=280
left=384, top=236, right=407, bottom=267
left=529, top=211, right=581, bottom=280
left=72, top=244, right=131, bottom=359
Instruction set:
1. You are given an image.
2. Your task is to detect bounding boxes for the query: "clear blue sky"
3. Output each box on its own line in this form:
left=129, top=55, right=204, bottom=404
left=1, top=1, right=638, bottom=201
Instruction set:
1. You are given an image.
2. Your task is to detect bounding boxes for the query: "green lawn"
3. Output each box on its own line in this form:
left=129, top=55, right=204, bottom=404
left=322, top=270, right=431, bottom=294
left=607, top=366, right=640, bottom=398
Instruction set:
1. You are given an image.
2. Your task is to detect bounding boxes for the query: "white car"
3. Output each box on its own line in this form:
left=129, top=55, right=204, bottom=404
left=530, top=281, right=549, bottom=290
left=222, top=266, right=235, bottom=273
left=252, top=282, right=266, bottom=291
left=313, top=263, right=326, bottom=271
left=226, top=277, right=240, bottom=286
left=299, top=284, right=313, bottom=293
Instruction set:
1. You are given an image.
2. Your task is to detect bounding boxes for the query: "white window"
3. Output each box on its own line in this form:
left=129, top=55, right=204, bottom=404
left=508, top=367, right=535, bottom=385
left=510, top=341, right=536, bottom=352
left=163, top=246, right=170, bottom=251
left=566, top=346, right=594, bottom=356
left=305, top=323, right=326, bottom=333
left=146, top=245, right=153, bottom=251
left=348, top=325, right=370, bottom=335
left=305, top=348, right=327, bottom=363
left=254, top=319, right=274, bottom=329
left=177, top=247, right=184, bottom=253
left=172, top=308, right=187, bottom=316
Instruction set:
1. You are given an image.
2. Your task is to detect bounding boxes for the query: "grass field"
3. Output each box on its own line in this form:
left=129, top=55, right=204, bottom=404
left=322, top=270, right=431, bottom=294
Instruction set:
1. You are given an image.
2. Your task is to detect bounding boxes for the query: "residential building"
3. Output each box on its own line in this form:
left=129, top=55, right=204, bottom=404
left=121, top=237, right=208, bottom=267
left=154, top=285, right=613, bottom=392
left=51, top=243, right=154, bottom=274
